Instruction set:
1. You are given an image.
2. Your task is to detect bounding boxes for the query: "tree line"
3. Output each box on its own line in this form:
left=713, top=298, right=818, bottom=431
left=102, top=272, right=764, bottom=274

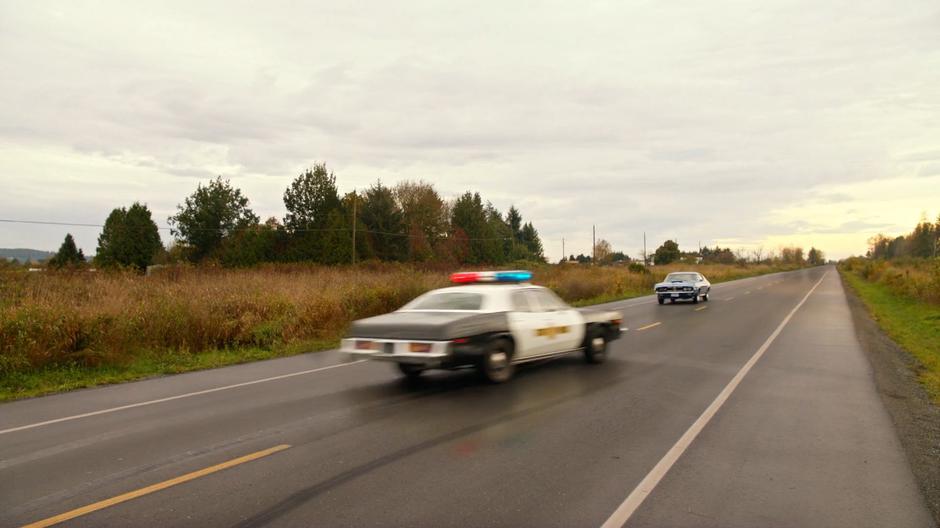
left=559, top=238, right=824, bottom=267
left=41, top=164, right=546, bottom=270
left=867, top=214, right=940, bottom=259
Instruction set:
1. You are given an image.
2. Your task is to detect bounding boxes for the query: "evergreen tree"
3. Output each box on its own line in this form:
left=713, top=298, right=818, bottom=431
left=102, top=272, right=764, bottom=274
left=283, top=164, right=341, bottom=231
left=451, top=192, right=489, bottom=264
left=282, top=164, right=343, bottom=262
left=360, top=181, right=406, bottom=261
left=48, top=233, right=85, bottom=269
left=506, top=206, right=523, bottom=240
left=483, top=203, right=511, bottom=264
left=168, top=176, right=259, bottom=261
left=520, top=222, right=544, bottom=261
left=96, top=202, right=162, bottom=270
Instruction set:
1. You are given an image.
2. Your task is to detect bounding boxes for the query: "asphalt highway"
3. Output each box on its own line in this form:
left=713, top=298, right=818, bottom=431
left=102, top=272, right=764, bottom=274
left=0, top=266, right=933, bottom=527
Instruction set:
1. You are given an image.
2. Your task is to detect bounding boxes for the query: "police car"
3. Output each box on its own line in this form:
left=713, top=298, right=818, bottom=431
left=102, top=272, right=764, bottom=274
left=341, top=271, right=623, bottom=383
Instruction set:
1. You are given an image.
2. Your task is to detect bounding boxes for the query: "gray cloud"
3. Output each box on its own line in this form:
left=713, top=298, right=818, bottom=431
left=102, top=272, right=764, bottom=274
left=1, top=0, right=939, bottom=259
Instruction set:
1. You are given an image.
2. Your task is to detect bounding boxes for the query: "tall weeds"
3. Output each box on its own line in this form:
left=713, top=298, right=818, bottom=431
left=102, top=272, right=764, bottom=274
left=0, top=262, right=796, bottom=375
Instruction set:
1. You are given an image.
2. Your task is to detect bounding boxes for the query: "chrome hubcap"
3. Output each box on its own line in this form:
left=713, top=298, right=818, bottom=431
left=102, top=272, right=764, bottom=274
left=490, top=351, right=508, bottom=369
left=592, top=337, right=605, bottom=352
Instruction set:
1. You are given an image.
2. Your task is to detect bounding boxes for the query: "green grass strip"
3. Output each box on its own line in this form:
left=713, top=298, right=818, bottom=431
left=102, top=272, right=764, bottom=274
left=841, top=269, right=940, bottom=403
left=0, top=339, right=338, bottom=402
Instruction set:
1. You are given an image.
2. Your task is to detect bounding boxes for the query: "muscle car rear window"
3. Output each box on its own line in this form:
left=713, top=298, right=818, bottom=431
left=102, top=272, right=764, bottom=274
left=408, top=292, right=484, bottom=310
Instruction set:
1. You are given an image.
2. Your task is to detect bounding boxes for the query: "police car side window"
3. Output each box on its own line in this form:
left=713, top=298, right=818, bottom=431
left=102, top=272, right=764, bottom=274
left=512, top=291, right=534, bottom=312
left=532, top=289, right=566, bottom=311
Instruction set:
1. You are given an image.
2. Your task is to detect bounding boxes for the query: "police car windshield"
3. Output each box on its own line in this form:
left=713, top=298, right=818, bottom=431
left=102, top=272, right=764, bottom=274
left=666, top=273, right=698, bottom=282
left=406, top=292, right=483, bottom=310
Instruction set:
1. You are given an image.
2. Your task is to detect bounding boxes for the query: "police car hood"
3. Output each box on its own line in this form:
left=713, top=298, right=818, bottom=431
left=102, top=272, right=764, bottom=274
left=346, top=310, right=509, bottom=341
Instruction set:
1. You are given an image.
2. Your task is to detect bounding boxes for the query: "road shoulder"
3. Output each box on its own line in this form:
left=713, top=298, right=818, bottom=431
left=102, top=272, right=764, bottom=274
left=840, top=272, right=940, bottom=525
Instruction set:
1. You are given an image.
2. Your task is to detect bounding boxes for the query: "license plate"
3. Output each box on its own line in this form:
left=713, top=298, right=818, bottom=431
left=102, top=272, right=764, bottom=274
left=670, top=293, right=679, bottom=298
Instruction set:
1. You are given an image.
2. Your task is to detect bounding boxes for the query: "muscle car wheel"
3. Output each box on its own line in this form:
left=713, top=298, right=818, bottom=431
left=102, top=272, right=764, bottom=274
left=692, top=291, right=699, bottom=304
left=397, top=363, right=424, bottom=379
left=480, top=339, right=514, bottom=383
left=658, top=296, right=665, bottom=305
left=583, top=327, right=608, bottom=364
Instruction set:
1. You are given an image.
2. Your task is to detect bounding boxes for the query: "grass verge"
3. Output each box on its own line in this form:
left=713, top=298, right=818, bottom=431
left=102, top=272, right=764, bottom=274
left=0, top=338, right=337, bottom=401
left=841, top=269, right=940, bottom=403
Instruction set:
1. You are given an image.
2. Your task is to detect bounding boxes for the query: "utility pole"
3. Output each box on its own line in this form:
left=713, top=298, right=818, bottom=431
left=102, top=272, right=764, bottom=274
left=351, top=192, right=357, bottom=265
left=643, top=232, right=647, bottom=266
left=592, top=225, right=596, bottom=265
left=562, top=237, right=565, bottom=263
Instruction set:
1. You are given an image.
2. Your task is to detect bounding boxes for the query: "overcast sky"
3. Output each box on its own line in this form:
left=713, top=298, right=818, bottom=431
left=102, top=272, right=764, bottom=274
left=2, top=0, right=938, bottom=260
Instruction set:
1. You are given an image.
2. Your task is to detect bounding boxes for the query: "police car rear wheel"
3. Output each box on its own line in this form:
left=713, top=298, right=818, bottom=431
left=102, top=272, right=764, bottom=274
left=397, top=363, right=424, bottom=379
left=584, top=328, right=608, bottom=364
left=481, top=339, right=514, bottom=383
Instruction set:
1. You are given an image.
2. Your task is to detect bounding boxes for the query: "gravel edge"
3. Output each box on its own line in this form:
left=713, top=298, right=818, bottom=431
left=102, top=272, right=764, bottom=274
left=839, top=271, right=940, bottom=526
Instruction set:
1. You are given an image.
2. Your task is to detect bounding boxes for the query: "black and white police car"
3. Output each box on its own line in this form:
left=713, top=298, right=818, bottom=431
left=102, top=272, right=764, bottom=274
left=654, top=271, right=711, bottom=304
left=341, top=271, right=623, bottom=383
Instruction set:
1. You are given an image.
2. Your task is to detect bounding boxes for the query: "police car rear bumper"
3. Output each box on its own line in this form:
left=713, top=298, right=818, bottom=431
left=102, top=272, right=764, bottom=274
left=341, top=338, right=485, bottom=367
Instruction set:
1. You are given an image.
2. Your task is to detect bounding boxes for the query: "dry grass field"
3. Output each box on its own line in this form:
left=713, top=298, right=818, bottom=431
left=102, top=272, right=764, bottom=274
left=0, top=261, right=797, bottom=399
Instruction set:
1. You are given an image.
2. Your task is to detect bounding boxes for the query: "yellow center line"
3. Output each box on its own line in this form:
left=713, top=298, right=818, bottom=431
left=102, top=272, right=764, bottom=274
left=22, top=444, right=291, bottom=528
left=636, top=322, right=662, bottom=331
left=694, top=306, right=708, bottom=311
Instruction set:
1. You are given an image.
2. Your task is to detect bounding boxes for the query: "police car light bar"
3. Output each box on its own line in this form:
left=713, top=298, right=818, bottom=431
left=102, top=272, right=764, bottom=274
left=450, top=270, right=533, bottom=284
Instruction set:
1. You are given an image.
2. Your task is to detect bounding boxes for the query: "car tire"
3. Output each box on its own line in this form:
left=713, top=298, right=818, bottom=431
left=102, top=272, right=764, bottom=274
left=658, top=296, right=665, bottom=305
left=480, top=338, right=514, bottom=383
left=692, top=291, right=699, bottom=304
left=583, top=327, right=608, bottom=364
left=703, top=293, right=709, bottom=301
left=397, top=363, right=424, bottom=379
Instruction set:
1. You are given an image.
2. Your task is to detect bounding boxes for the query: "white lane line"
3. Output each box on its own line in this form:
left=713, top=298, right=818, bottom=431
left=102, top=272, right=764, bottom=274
left=600, top=272, right=828, bottom=528
left=0, top=360, right=366, bottom=436
left=693, top=306, right=708, bottom=312
left=636, top=322, right=662, bottom=331
left=724, top=297, right=735, bottom=301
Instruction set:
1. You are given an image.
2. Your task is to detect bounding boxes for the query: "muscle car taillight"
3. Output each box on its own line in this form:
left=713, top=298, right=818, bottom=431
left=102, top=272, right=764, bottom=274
left=355, top=340, right=375, bottom=350
left=409, top=342, right=432, bottom=353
